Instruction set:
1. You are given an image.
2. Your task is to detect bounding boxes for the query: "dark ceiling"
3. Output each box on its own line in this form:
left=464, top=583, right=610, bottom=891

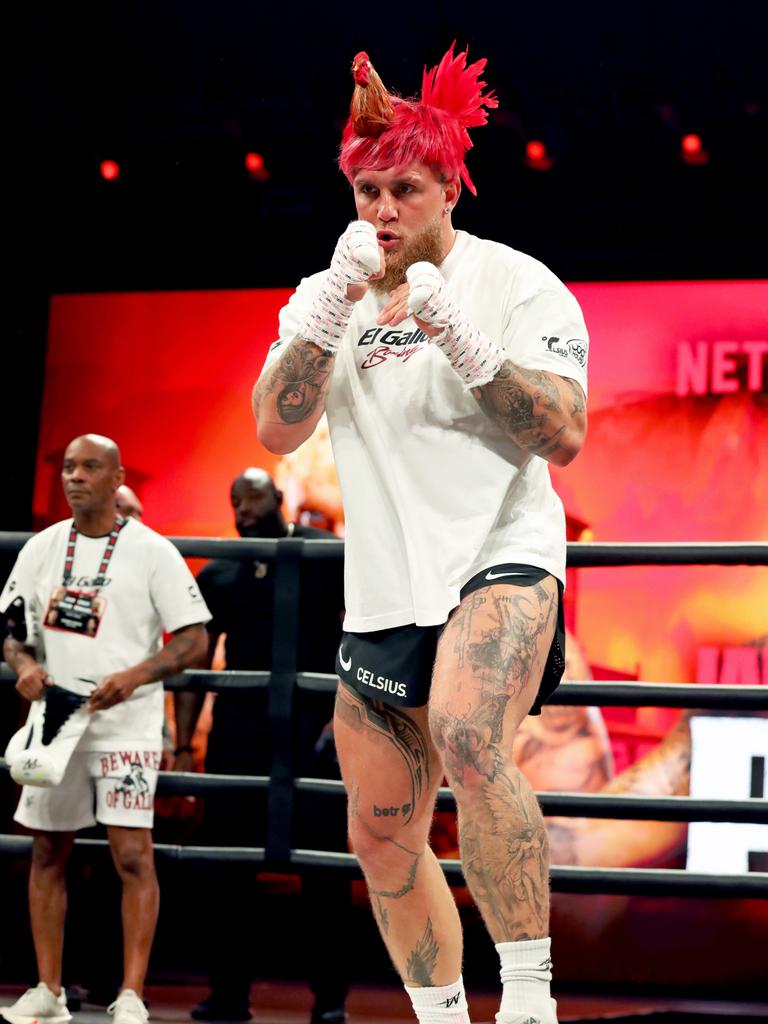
left=10, top=1, right=768, bottom=292
left=4, top=1, right=768, bottom=528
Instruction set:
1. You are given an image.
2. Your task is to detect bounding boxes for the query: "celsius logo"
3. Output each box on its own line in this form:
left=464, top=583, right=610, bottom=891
left=544, top=336, right=588, bottom=367
left=357, top=665, right=407, bottom=699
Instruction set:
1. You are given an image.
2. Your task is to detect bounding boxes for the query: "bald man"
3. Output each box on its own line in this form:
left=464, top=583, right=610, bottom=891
left=116, top=484, right=144, bottom=521
left=0, top=435, right=210, bottom=1024
left=173, top=467, right=350, bottom=1024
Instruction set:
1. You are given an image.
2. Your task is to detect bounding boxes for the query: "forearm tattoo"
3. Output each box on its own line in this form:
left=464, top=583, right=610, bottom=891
left=604, top=710, right=692, bottom=797
left=138, top=627, right=201, bottom=683
left=474, top=360, right=585, bottom=461
left=260, top=340, right=334, bottom=425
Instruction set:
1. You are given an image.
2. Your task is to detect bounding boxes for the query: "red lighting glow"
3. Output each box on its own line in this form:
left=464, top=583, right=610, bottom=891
left=526, top=140, right=547, bottom=162
left=682, top=133, right=702, bottom=155
left=245, top=152, right=264, bottom=172
left=100, top=159, right=120, bottom=181
left=525, top=139, right=553, bottom=171
left=681, top=133, right=710, bottom=165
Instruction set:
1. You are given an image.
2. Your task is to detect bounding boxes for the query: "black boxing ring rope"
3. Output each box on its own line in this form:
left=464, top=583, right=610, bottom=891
left=1, top=533, right=767, bottom=901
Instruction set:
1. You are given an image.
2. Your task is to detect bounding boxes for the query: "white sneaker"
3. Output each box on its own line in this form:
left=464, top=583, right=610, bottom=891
left=108, top=990, right=149, bottom=1024
left=496, top=999, right=558, bottom=1024
left=1, top=983, right=71, bottom=1024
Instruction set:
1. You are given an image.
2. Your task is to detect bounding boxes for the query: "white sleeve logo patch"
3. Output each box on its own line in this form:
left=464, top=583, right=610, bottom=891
left=543, top=336, right=588, bottom=368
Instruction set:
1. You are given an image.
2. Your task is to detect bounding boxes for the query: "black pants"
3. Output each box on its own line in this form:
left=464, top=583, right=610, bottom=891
left=202, top=699, right=352, bottom=1009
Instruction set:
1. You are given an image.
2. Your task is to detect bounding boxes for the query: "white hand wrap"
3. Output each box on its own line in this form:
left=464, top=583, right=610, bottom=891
left=406, top=261, right=505, bottom=387
left=299, top=221, right=380, bottom=353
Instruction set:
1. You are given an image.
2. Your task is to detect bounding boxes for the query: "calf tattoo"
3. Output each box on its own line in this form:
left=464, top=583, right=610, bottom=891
left=367, top=834, right=422, bottom=936
left=406, top=917, right=440, bottom=986
left=458, top=772, right=549, bottom=940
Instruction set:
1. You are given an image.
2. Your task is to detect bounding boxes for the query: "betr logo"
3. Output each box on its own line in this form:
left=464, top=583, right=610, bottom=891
left=373, top=802, right=412, bottom=818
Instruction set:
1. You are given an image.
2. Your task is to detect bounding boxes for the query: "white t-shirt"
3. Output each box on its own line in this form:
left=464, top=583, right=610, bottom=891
left=265, top=230, right=589, bottom=631
left=0, top=518, right=210, bottom=749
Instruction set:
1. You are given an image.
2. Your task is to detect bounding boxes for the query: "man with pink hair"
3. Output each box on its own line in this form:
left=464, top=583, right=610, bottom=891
left=253, top=46, right=588, bottom=1024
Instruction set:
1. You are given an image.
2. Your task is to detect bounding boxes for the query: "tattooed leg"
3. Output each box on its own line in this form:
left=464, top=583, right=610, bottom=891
left=429, top=579, right=558, bottom=943
left=334, top=682, right=463, bottom=986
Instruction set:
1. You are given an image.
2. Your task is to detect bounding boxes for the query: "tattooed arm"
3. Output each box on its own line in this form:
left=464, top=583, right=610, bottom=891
left=546, top=711, right=692, bottom=867
left=253, top=338, right=337, bottom=455
left=472, top=366, right=586, bottom=467
left=254, top=221, right=383, bottom=455
left=88, top=623, right=208, bottom=711
left=4, top=637, right=51, bottom=701
left=388, top=264, right=588, bottom=467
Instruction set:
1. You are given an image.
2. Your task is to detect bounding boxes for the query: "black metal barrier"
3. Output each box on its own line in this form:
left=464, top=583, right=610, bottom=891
left=1, top=533, right=767, bottom=901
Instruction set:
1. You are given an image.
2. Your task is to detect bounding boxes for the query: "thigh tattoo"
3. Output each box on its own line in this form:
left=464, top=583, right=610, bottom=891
left=448, top=583, right=557, bottom=702
left=336, top=680, right=431, bottom=824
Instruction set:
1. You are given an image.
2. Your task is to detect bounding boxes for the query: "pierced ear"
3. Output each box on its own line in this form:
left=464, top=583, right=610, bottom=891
left=444, top=178, right=461, bottom=209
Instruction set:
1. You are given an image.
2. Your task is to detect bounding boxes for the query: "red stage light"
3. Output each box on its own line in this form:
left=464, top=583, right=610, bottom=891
left=681, top=133, right=702, bottom=156
left=680, top=133, right=710, bottom=165
left=100, top=159, right=120, bottom=181
left=524, top=139, right=553, bottom=171
left=526, top=140, right=547, bottom=162
left=244, top=151, right=269, bottom=181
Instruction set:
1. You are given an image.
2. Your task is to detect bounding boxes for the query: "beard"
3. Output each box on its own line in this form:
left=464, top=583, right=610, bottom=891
left=371, top=217, right=444, bottom=295
left=237, top=509, right=286, bottom=538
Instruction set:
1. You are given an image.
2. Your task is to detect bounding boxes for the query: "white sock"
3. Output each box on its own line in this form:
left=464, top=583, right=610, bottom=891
left=496, top=938, right=557, bottom=1024
left=404, top=975, right=470, bottom=1024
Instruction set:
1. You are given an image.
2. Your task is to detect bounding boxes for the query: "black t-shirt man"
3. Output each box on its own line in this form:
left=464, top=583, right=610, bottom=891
left=198, top=523, right=344, bottom=776
left=174, top=471, right=350, bottom=1022
left=199, top=522, right=342, bottom=679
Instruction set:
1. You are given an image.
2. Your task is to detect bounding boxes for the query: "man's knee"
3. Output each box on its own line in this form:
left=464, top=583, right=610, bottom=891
left=428, top=699, right=517, bottom=793
left=109, top=829, right=156, bottom=881
left=31, top=832, right=72, bottom=873
left=348, top=797, right=431, bottom=873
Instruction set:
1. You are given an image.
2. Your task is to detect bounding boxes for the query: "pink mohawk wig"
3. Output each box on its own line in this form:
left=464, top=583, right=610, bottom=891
left=339, top=44, right=498, bottom=196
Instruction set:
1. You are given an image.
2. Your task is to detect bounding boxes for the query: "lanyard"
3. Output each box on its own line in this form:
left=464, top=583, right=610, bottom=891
left=62, top=516, right=127, bottom=588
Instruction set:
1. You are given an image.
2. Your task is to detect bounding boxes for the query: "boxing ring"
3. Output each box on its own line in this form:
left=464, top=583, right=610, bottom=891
left=1, top=533, right=767, bottom=1020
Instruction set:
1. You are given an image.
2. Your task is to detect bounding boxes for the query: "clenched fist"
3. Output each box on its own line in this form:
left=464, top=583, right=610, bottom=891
left=299, top=221, right=384, bottom=352
left=15, top=662, right=52, bottom=702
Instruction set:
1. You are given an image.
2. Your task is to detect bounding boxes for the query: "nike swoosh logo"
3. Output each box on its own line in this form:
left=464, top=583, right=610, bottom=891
left=485, top=569, right=528, bottom=581
left=338, top=647, right=352, bottom=672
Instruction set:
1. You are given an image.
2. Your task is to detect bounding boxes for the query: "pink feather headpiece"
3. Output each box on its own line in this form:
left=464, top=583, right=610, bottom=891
left=339, top=44, right=498, bottom=196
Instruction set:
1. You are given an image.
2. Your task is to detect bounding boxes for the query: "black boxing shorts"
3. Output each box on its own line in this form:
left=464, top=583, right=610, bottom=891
left=335, top=563, right=565, bottom=712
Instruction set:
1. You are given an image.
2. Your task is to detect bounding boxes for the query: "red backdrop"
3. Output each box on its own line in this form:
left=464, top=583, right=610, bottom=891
left=36, top=280, right=768, bottom=693
left=31, top=279, right=768, bottom=989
